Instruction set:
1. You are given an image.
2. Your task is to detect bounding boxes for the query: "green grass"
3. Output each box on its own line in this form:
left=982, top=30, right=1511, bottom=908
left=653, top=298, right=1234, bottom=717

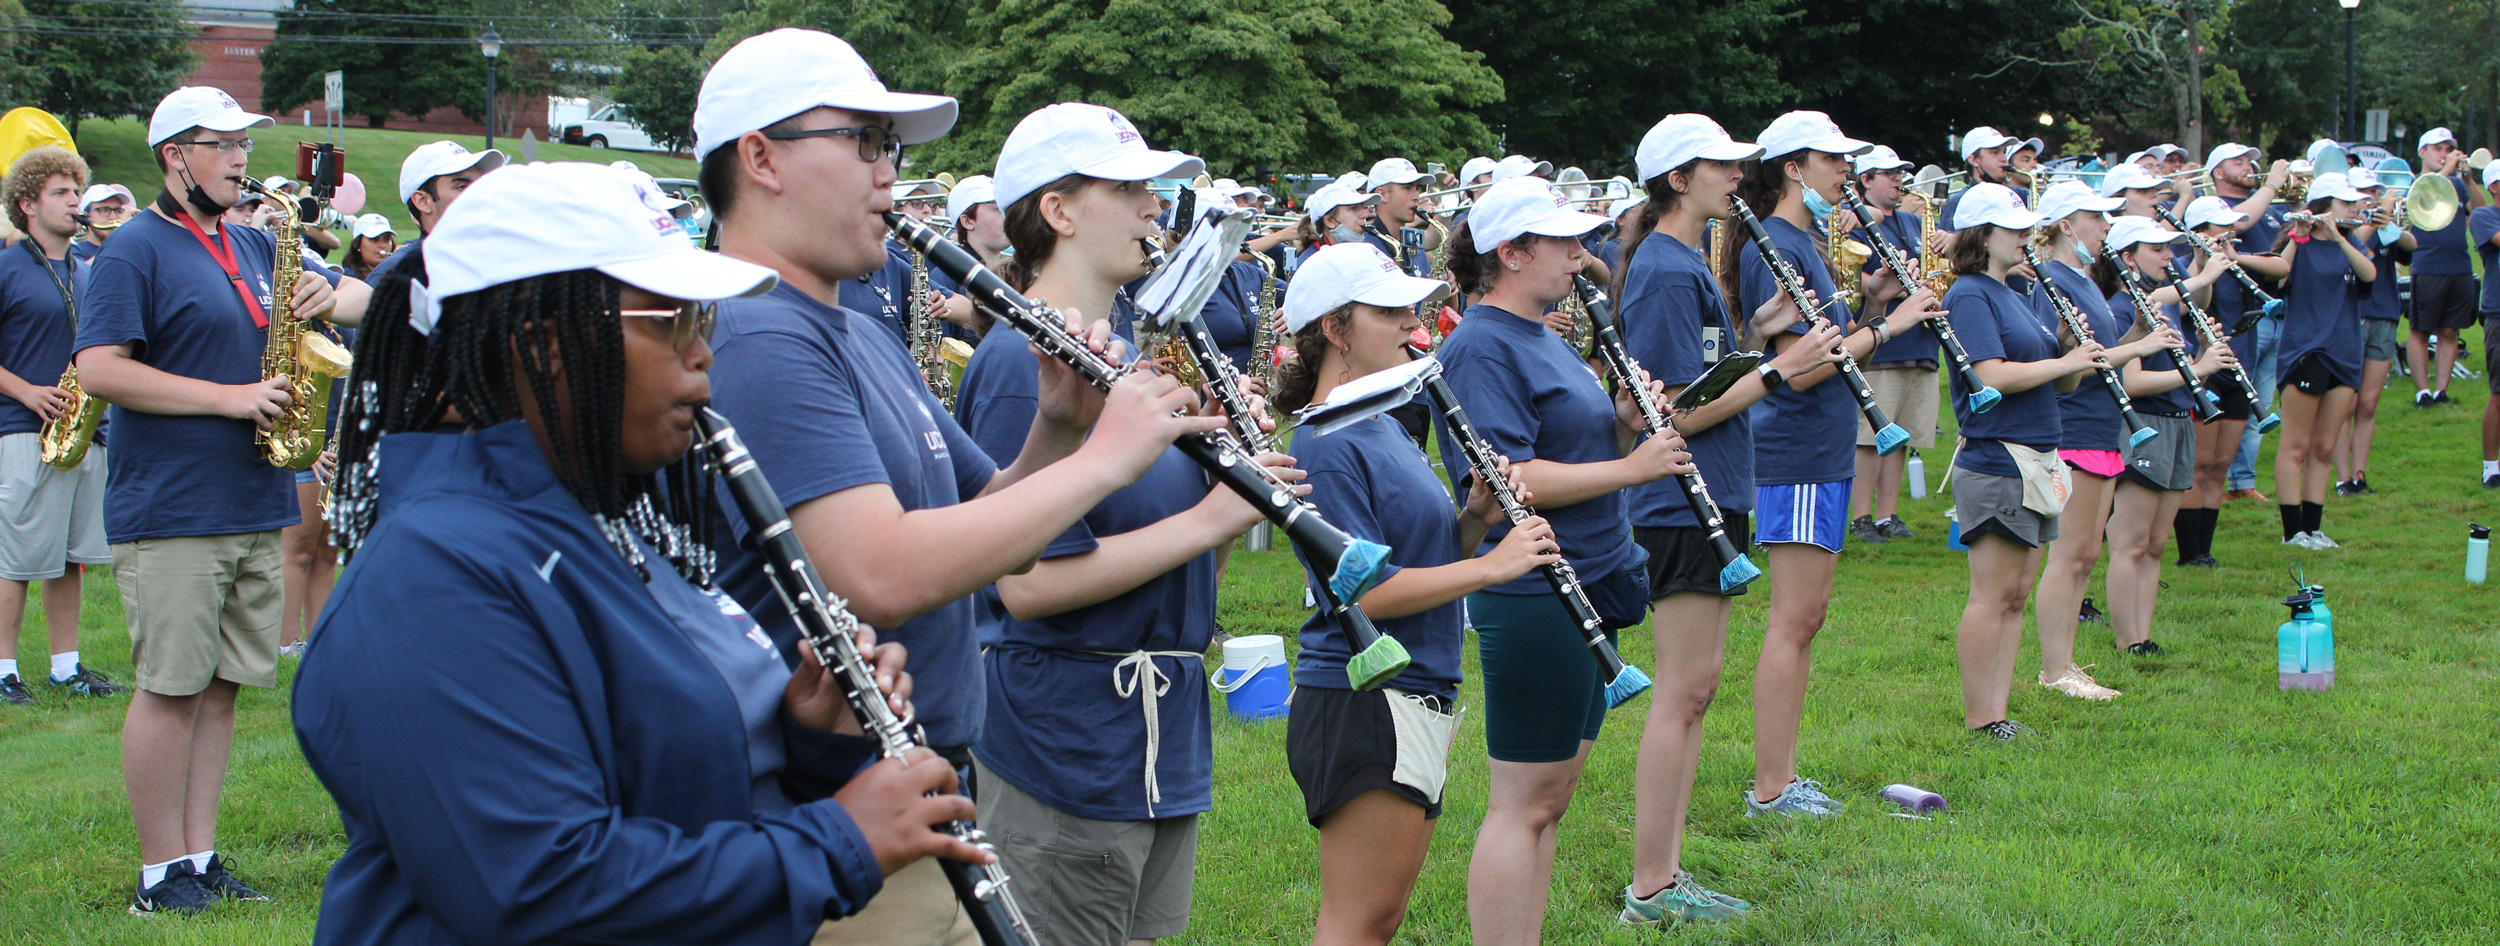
left=4, top=369, right=2497, bottom=944
left=69, top=118, right=701, bottom=243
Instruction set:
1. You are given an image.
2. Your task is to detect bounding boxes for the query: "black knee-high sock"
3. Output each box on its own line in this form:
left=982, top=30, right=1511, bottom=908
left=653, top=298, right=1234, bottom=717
left=2177, top=508, right=2216, bottom=561
left=2280, top=503, right=2303, bottom=540
left=2303, top=501, right=2324, bottom=535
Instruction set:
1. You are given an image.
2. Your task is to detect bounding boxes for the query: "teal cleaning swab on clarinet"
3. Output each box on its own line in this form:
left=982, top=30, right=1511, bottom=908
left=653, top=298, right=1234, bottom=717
left=2128, top=426, right=2160, bottom=448
left=1967, top=386, right=2002, bottom=413
left=2254, top=412, right=2281, bottom=434
left=1329, top=539, right=1392, bottom=602
left=1874, top=423, right=1910, bottom=456
left=1718, top=553, right=1763, bottom=594
left=1604, top=665, right=1653, bottom=708
left=1344, top=634, right=1411, bottom=691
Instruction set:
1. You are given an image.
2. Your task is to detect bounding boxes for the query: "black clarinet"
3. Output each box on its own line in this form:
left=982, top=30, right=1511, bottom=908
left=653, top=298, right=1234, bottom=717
left=887, top=213, right=1410, bottom=687
left=1726, top=197, right=1912, bottom=455
left=1572, top=277, right=1761, bottom=594
left=1401, top=345, right=1653, bottom=707
left=2020, top=246, right=2162, bottom=448
left=2153, top=204, right=2284, bottom=319
left=2114, top=268, right=2222, bottom=425
left=2168, top=272, right=2282, bottom=433
left=1177, top=319, right=1270, bottom=453
left=1837, top=185, right=2001, bottom=413
left=692, top=408, right=1039, bottom=946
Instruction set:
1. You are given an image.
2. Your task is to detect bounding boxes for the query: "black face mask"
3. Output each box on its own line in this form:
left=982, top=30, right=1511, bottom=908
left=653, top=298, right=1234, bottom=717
left=164, top=153, right=233, bottom=219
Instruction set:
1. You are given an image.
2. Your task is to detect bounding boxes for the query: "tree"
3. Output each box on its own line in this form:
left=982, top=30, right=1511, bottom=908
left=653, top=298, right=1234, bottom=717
left=2044, top=0, right=2248, bottom=157
left=1772, top=0, right=2095, bottom=168
left=2359, top=0, right=2500, bottom=152
left=15, top=0, right=196, bottom=135
left=261, top=0, right=484, bottom=127
left=0, top=0, right=38, bottom=108
left=610, top=46, right=704, bottom=154
left=2212, top=0, right=2339, bottom=157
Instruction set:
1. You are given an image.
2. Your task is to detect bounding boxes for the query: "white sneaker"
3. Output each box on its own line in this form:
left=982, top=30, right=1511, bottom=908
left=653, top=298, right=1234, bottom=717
left=2039, top=666, right=2120, bottom=700
left=2308, top=531, right=2341, bottom=549
left=279, top=641, right=307, bottom=660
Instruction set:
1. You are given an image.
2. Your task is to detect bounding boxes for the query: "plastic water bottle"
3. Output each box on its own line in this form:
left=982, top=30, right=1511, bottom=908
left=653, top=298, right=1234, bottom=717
left=1945, top=510, right=1968, bottom=551
left=2303, top=585, right=2333, bottom=636
left=2276, top=591, right=2333, bottom=691
left=1906, top=451, right=1928, bottom=499
left=2469, top=524, right=2489, bottom=584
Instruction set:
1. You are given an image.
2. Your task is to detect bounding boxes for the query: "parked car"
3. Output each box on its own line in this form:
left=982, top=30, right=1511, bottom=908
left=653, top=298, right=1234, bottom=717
left=558, top=103, right=672, bottom=153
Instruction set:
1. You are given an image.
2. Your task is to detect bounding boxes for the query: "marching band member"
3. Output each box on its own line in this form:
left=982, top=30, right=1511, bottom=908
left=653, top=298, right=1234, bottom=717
left=2270, top=172, right=2377, bottom=549
left=2333, top=169, right=2415, bottom=496
left=365, top=140, right=505, bottom=286
left=1938, top=183, right=2101, bottom=738
left=1300, top=182, right=1382, bottom=266
left=1437, top=175, right=1689, bottom=944
left=2168, top=196, right=2273, bottom=568
left=693, top=30, right=1212, bottom=943
left=2009, top=136, right=2046, bottom=193
left=2403, top=128, right=2483, bottom=408
left=1615, top=114, right=1836, bottom=925
left=2098, top=163, right=2169, bottom=219
left=957, top=101, right=1279, bottom=946
left=2201, top=143, right=2293, bottom=505
left=2475, top=163, right=2500, bottom=488
left=1940, top=126, right=2026, bottom=234
left=339, top=213, right=395, bottom=281
left=1276, top=242, right=1558, bottom=946
left=1366, top=157, right=1438, bottom=277
left=73, top=183, right=134, bottom=263
left=1844, top=144, right=1932, bottom=544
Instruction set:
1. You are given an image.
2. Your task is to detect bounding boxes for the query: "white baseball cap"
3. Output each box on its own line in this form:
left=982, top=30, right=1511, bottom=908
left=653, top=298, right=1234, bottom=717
left=2104, top=215, right=2180, bottom=252
left=1948, top=182, right=2042, bottom=231
left=2345, top=167, right=2383, bottom=190
left=1959, top=125, right=2016, bottom=161
left=1851, top=144, right=1912, bottom=176
left=2484, top=162, right=2500, bottom=188
left=2098, top=162, right=2163, bottom=197
left=2034, top=180, right=2121, bottom=224
left=1760, top=111, right=1871, bottom=159
left=1608, top=194, right=1648, bottom=219
left=351, top=213, right=394, bottom=240
left=77, top=183, right=133, bottom=213
left=946, top=174, right=996, bottom=222
left=2180, top=195, right=2247, bottom=230
left=1458, top=156, right=1497, bottom=183
left=1636, top=113, right=1762, bottom=181
left=628, top=169, right=693, bottom=210
left=1468, top=176, right=1608, bottom=252
left=693, top=29, right=957, bottom=163
left=2013, top=137, right=2046, bottom=156
left=2146, top=143, right=2186, bottom=161
left=417, top=162, right=776, bottom=336
left=1281, top=242, right=1453, bottom=333
left=1365, top=157, right=1430, bottom=191
left=2302, top=172, right=2367, bottom=204
left=991, top=103, right=1203, bottom=210
left=2206, top=142, right=2258, bottom=168
left=146, top=86, right=272, bottom=148
left=2419, top=127, right=2457, bottom=151
left=1304, top=182, right=1379, bottom=224
left=2123, top=150, right=2155, bottom=167
left=1489, top=155, right=1553, bottom=184
left=399, top=141, right=508, bottom=204
left=890, top=179, right=946, bottom=202
left=1332, top=170, right=1369, bottom=193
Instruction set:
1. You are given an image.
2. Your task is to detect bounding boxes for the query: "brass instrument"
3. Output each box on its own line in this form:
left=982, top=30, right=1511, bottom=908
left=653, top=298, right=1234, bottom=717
left=248, top=178, right=352, bottom=470
left=1825, top=211, right=1869, bottom=311
left=1558, top=275, right=1594, bottom=354
left=38, top=368, right=103, bottom=470
left=903, top=246, right=961, bottom=408
left=1251, top=250, right=1281, bottom=391
left=1704, top=216, right=1731, bottom=286
left=1908, top=184, right=1956, bottom=295
left=2396, top=170, right=2460, bottom=231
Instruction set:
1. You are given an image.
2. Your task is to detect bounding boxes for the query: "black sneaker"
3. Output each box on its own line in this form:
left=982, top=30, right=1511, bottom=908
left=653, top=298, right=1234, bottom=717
left=49, top=664, right=130, bottom=697
left=130, top=860, right=216, bottom=916
left=2333, top=480, right=2360, bottom=497
left=2179, top=553, right=2221, bottom=568
left=2125, top=640, right=2165, bottom=656
left=2485, top=473, right=2500, bottom=490
left=1974, top=719, right=2032, bottom=741
left=1876, top=516, right=1918, bottom=539
left=2413, top=389, right=2435, bottom=408
left=0, top=674, right=33, bottom=706
left=2434, top=390, right=2456, bottom=405
left=200, top=853, right=271, bottom=902
left=2349, top=476, right=2375, bottom=495
left=1849, top=515, right=1889, bottom=544
left=2078, top=598, right=2105, bottom=623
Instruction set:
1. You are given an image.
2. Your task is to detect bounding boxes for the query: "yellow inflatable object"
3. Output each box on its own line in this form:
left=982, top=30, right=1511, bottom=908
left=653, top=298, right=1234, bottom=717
left=0, top=107, right=78, bottom=169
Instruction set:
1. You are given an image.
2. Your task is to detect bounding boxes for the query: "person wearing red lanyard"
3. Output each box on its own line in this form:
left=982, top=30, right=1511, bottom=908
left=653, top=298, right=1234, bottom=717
left=72, top=86, right=369, bottom=916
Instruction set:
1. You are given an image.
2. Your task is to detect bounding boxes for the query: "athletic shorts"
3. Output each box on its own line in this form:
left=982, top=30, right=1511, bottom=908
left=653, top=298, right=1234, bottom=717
left=0, top=434, right=108, bottom=581
left=1634, top=510, right=1754, bottom=599
left=977, top=762, right=1200, bottom=943
left=1470, top=589, right=1609, bottom=763
left=1755, top=481, right=1849, bottom=553
left=2411, top=273, right=2479, bottom=332
left=1286, top=685, right=1459, bottom=825
left=2361, top=317, right=2400, bottom=362
left=113, top=530, right=284, bottom=695
left=2063, top=449, right=2124, bottom=479
left=1857, top=367, right=1941, bottom=449
left=1952, top=467, right=2060, bottom=549
left=2209, top=372, right=2257, bottom=421
left=2121, top=414, right=2197, bottom=491
left=2281, top=352, right=2348, bottom=396
left=2487, top=314, right=2500, bottom=394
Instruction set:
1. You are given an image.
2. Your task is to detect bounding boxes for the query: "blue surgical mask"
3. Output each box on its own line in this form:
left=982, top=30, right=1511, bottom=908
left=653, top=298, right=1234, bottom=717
left=1803, top=188, right=1837, bottom=223
left=1331, top=224, right=1366, bottom=245
left=2074, top=241, right=2096, bottom=264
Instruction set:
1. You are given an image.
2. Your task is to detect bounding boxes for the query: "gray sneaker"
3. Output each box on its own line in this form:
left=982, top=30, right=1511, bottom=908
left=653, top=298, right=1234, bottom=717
left=1876, top=516, right=1918, bottom=539
left=1848, top=515, right=1890, bottom=544
left=1619, top=872, right=1749, bottom=925
left=1744, top=778, right=1840, bottom=818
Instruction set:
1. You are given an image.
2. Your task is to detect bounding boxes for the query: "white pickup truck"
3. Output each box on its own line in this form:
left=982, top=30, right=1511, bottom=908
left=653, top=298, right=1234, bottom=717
left=557, top=103, right=670, bottom=153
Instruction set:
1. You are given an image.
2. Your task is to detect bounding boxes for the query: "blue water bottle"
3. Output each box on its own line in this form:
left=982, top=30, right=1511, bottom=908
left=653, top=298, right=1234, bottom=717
left=2303, top=584, right=2333, bottom=636
left=2469, top=524, right=2488, bottom=584
left=2276, top=591, right=2332, bottom=691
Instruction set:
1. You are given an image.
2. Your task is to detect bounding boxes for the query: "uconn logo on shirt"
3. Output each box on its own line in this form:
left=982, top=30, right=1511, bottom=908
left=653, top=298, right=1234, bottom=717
left=915, top=403, right=950, bottom=458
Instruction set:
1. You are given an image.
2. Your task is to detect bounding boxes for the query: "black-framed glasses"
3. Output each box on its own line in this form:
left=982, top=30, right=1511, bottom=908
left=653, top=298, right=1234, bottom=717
left=760, top=124, right=902, bottom=165
left=620, top=300, right=718, bottom=354
left=175, top=137, right=255, bottom=154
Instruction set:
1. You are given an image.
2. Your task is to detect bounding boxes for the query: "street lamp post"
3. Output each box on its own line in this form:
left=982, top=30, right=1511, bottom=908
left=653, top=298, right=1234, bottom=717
left=481, top=26, right=502, bottom=151
left=2340, top=0, right=2359, bottom=141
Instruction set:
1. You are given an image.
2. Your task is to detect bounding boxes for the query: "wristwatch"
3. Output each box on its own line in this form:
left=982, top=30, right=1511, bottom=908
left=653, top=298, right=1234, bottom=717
left=1860, top=313, right=1891, bottom=344
left=1756, top=363, right=1787, bottom=392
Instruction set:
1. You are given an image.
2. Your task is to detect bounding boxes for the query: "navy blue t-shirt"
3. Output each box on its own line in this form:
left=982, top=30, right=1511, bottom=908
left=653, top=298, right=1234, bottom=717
left=1194, top=260, right=1261, bottom=371
left=364, top=236, right=418, bottom=287
left=2276, top=232, right=2366, bottom=388
left=1291, top=413, right=1462, bottom=700
left=1944, top=272, right=2061, bottom=477
left=954, top=327, right=1218, bottom=822
left=1620, top=230, right=1751, bottom=528
left=706, top=281, right=998, bottom=750
left=2408, top=174, right=2474, bottom=275
left=1737, top=214, right=1856, bottom=485
left=1433, top=303, right=1644, bottom=596
left=70, top=240, right=105, bottom=264
left=2107, top=285, right=2195, bottom=416
left=0, top=245, right=80, bottom=436
left=1859, top=207, right=1940, bottom=366
left=2472, top=207, right=2500, bottom=314
left=2040, top=260, right=2127, bottom=451
left=76, top=209, right=339, bottom=542
left=2360, top=229, right=2410, bottom=321
left=836, top=244, right=914, bottom=344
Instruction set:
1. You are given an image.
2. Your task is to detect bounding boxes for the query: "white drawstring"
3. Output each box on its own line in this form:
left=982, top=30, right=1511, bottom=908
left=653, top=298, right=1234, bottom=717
left=1084, top=650, right=1202, bottom=817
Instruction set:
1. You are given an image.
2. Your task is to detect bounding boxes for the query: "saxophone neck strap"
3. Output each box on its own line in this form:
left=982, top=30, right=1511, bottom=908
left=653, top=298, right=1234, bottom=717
left=18, top=239, right=74, bottom=326
left=161, top=191, right=269, bottom=328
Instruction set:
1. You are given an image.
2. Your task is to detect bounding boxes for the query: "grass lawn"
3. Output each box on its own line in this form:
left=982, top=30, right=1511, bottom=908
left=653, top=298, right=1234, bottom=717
left=2, top=365, right=2495, bottom=944
left=68, top=118, right=701, bottom=243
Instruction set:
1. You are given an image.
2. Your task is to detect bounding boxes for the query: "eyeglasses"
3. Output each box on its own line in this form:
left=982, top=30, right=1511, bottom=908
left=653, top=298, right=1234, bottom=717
left=175, top=137, right=255, bottom=154
left=760, top=124, right=902, bottom=165
left=85, top=204, right=131, bottom=219
left=620, top=300, right=718, bottom=354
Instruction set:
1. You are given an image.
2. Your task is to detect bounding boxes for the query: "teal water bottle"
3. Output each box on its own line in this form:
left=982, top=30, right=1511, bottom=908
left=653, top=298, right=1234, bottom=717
left=2276, top=591, right=2332, bottom=691
left=2303, top=584, right=2333, bottom=636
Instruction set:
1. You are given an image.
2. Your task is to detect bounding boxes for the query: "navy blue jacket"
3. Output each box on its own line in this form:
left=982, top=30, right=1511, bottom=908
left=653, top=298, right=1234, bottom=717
left=294, top=422, right=886, bottom=946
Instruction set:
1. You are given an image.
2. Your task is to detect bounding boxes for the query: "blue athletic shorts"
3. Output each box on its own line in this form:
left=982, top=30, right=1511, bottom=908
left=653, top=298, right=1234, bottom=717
left=1754, top=481, right=1849, bottom=553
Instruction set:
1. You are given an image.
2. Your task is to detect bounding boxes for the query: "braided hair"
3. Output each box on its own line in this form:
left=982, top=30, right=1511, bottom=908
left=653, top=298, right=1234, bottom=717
left=330, top=256, right=714, bottom=584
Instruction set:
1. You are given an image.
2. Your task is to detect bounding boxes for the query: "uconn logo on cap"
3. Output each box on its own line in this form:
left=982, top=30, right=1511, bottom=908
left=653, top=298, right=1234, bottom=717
left=214, top=90, right=240, bottom=110
left=1374, top=251, right=1401, bottom=274
left=1107, top=112, right=1141, bottom=145
left=1543, top=184, right=1569, bottom=208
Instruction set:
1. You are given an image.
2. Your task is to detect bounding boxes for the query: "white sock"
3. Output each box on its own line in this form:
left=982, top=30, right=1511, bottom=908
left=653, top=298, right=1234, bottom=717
left=188, top=850, right=215, bottom=873
left=2485, top=460, right=2498, bottom=477
left=50, top=651, right=77, bottom=682
left=0, top=658, right=16, bottom=681
left=141, top=856, right=186, bottom=888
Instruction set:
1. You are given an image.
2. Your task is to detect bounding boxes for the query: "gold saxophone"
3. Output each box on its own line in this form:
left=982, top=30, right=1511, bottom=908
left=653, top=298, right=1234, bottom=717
left=248, top=179, right=352, bottom=470
left=1251, top=250, right=1281, bottom=393
left=38, top=364, right=104, bottom=470
left=1826, top=211, right=1870, bottom=311
left=1909, top=187, right=1956, bottom=296
left=1559, top=276, right=1593, bottom=354
left=904, top=246, right=971, bottom=409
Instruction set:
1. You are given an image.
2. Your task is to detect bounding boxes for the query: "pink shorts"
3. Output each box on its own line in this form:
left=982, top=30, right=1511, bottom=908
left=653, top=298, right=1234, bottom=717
left=2063, top=449, right=2124, bottom=478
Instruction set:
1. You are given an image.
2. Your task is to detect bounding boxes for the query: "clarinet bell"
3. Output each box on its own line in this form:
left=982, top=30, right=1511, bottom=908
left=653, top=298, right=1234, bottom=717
left=1873, top=423, right=1911, bottom=457
left=1717, top=553, right=1763, bottom=594
left=1966, top=385, right=2003, bottom=414
left=2254, top=412, right=2282, bottom=435
left=2128, top=425, right=2161, bottom=449
left=2261, top=298, right=2287, bottom=319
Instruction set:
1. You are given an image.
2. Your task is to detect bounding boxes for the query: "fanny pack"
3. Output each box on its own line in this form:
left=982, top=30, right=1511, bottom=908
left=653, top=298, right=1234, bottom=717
left=2001, top=442, right=2071, bottom=517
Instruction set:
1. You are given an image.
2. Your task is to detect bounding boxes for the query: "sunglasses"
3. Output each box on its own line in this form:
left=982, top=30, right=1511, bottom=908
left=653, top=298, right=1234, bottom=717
left=760, top=123, right=904, bottom=165
left=620, top=300, right=718, bottom=354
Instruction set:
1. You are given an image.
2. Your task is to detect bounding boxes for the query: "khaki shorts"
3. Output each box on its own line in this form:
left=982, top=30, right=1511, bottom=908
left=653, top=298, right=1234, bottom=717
left=1858, top=366, right=1941, bottom=449
left=811, top=856, right=977, bottom=946
left=976, top=761, right=1199, bottom=943
left=113, top=531, right=283, bottom=695
left=0, top=433, right=108, bottom=581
